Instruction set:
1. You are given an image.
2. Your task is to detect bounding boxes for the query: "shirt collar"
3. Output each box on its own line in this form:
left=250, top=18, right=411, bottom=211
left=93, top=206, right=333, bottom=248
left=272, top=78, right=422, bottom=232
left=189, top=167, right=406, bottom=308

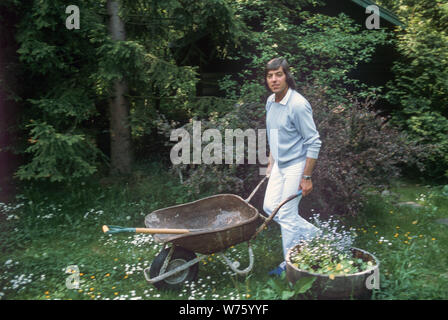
left=268, top=88, right=292, bottom=105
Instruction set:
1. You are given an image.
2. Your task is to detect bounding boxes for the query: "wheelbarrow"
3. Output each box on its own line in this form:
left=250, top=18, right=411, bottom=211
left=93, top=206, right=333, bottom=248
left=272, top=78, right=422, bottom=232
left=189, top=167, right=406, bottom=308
left=102, top=176, right=302, bottom=290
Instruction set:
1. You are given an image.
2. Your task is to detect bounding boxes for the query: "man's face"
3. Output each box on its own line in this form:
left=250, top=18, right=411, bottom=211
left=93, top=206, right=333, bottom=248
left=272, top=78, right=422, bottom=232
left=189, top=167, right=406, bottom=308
left=266, top=66, right=288, bottom=94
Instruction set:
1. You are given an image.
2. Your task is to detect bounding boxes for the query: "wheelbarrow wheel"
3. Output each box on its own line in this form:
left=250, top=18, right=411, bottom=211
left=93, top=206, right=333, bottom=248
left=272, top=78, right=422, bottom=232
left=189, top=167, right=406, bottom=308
left=149, top=246, right=199, bottom=290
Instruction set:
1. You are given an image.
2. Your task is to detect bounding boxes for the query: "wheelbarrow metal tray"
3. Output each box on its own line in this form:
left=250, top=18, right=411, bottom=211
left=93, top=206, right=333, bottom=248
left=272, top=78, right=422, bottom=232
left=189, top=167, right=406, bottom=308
left=145, top=194, right=262, bottom=254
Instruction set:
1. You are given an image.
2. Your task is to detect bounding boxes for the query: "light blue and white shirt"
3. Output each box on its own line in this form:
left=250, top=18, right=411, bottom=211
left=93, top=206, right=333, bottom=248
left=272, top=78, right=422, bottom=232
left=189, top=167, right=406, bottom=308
left=266, top=88, right=322, bottom=168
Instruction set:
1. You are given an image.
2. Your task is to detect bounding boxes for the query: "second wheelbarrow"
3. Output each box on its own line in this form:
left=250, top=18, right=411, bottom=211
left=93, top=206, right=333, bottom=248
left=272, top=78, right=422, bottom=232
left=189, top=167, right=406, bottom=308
left=102, top=176, right=303, bottom=290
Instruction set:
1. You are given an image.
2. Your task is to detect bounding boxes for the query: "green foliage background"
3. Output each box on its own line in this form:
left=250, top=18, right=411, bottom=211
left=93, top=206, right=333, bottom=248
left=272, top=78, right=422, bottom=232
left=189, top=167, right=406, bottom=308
left=376, top=0, right=448, bottom=179
left=2, top=0, right=447, bottom=187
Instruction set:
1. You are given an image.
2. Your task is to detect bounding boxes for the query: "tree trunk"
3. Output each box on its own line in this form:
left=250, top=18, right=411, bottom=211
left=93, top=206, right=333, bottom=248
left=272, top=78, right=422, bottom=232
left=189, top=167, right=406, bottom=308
left=0, top=7, right=20, bottom=202
left=107, top=0, right=132, bottom=175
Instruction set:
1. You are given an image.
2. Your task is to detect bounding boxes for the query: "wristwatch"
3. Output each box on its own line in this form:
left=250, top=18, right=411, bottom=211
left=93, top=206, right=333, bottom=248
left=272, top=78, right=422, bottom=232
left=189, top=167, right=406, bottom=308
left=302, top=175, right=312, bottom=180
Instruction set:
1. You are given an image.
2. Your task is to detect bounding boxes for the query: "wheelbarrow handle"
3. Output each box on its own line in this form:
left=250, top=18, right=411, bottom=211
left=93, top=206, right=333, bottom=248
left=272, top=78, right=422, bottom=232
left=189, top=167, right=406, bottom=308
left=245, top=176, right=268, bottom=203
left=251, top=189, right=303, bottom=240
left=102, top=225, right=192, bottom=235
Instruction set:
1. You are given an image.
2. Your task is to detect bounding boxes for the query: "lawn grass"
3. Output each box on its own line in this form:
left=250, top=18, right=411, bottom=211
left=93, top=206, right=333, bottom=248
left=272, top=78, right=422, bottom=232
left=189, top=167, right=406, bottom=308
left=0, top=162, right=284, bottom=300
left=346, top=178, right=448, bottom=299
left=1, top=163, right=447, bottom=300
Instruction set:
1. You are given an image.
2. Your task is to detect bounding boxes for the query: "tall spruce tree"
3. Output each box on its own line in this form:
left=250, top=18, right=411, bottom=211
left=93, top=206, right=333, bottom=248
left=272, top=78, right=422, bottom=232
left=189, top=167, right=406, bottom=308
left=106, top=0, right=132, bottom=175
left=5, top=0, right=243, bottom=183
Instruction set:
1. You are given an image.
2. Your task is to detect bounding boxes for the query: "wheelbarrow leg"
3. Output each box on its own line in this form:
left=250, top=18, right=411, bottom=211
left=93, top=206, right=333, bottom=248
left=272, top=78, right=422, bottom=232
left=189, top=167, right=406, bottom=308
left=218, top=242, right=254, bottom=276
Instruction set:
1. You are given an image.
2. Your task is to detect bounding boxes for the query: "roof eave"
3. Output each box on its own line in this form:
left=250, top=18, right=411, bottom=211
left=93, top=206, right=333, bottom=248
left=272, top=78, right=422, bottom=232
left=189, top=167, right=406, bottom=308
left=351, top=0, right=405, bottom=27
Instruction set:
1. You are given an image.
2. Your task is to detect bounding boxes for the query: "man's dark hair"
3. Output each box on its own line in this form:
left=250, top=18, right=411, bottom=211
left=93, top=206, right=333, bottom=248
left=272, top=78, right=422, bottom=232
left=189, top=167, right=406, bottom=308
left=264, top=57, right=297, bottom=91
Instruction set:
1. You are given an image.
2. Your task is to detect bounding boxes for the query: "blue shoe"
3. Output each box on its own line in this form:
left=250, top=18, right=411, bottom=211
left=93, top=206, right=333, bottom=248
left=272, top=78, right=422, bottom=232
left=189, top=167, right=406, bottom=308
left=268, top=261, right=286, bottom=276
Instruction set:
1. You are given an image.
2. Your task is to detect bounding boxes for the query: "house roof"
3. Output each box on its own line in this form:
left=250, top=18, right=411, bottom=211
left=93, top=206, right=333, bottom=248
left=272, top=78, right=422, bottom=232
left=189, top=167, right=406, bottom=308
left=350, top=0, right=405, bottom=27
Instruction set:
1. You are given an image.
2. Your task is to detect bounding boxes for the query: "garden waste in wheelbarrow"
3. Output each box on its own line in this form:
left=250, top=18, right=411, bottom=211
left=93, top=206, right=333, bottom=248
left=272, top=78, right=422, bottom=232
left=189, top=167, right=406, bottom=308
left=102, top=176, right=302, bottom=290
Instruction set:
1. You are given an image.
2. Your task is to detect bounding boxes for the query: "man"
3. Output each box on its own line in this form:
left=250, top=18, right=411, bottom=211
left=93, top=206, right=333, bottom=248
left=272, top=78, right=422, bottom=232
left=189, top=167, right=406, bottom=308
left=263, top=57, right=322, bottom=275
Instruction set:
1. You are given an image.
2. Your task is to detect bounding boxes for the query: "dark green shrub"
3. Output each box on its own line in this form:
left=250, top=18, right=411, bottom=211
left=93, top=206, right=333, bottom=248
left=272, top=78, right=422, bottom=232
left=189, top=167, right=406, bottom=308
left=300, top=84, right=425, bottom=216
left=377, top=0, right=448, bottom=180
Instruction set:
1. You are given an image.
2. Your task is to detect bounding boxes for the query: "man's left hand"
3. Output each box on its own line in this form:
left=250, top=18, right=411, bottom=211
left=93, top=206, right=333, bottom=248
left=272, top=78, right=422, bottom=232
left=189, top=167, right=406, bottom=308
left=299, top=179, right=313, bottom=197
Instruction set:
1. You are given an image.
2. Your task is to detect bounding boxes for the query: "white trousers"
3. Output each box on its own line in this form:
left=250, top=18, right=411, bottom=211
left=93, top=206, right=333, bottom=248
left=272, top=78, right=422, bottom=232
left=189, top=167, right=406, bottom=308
left=263, top=161, right=320, bottom=259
